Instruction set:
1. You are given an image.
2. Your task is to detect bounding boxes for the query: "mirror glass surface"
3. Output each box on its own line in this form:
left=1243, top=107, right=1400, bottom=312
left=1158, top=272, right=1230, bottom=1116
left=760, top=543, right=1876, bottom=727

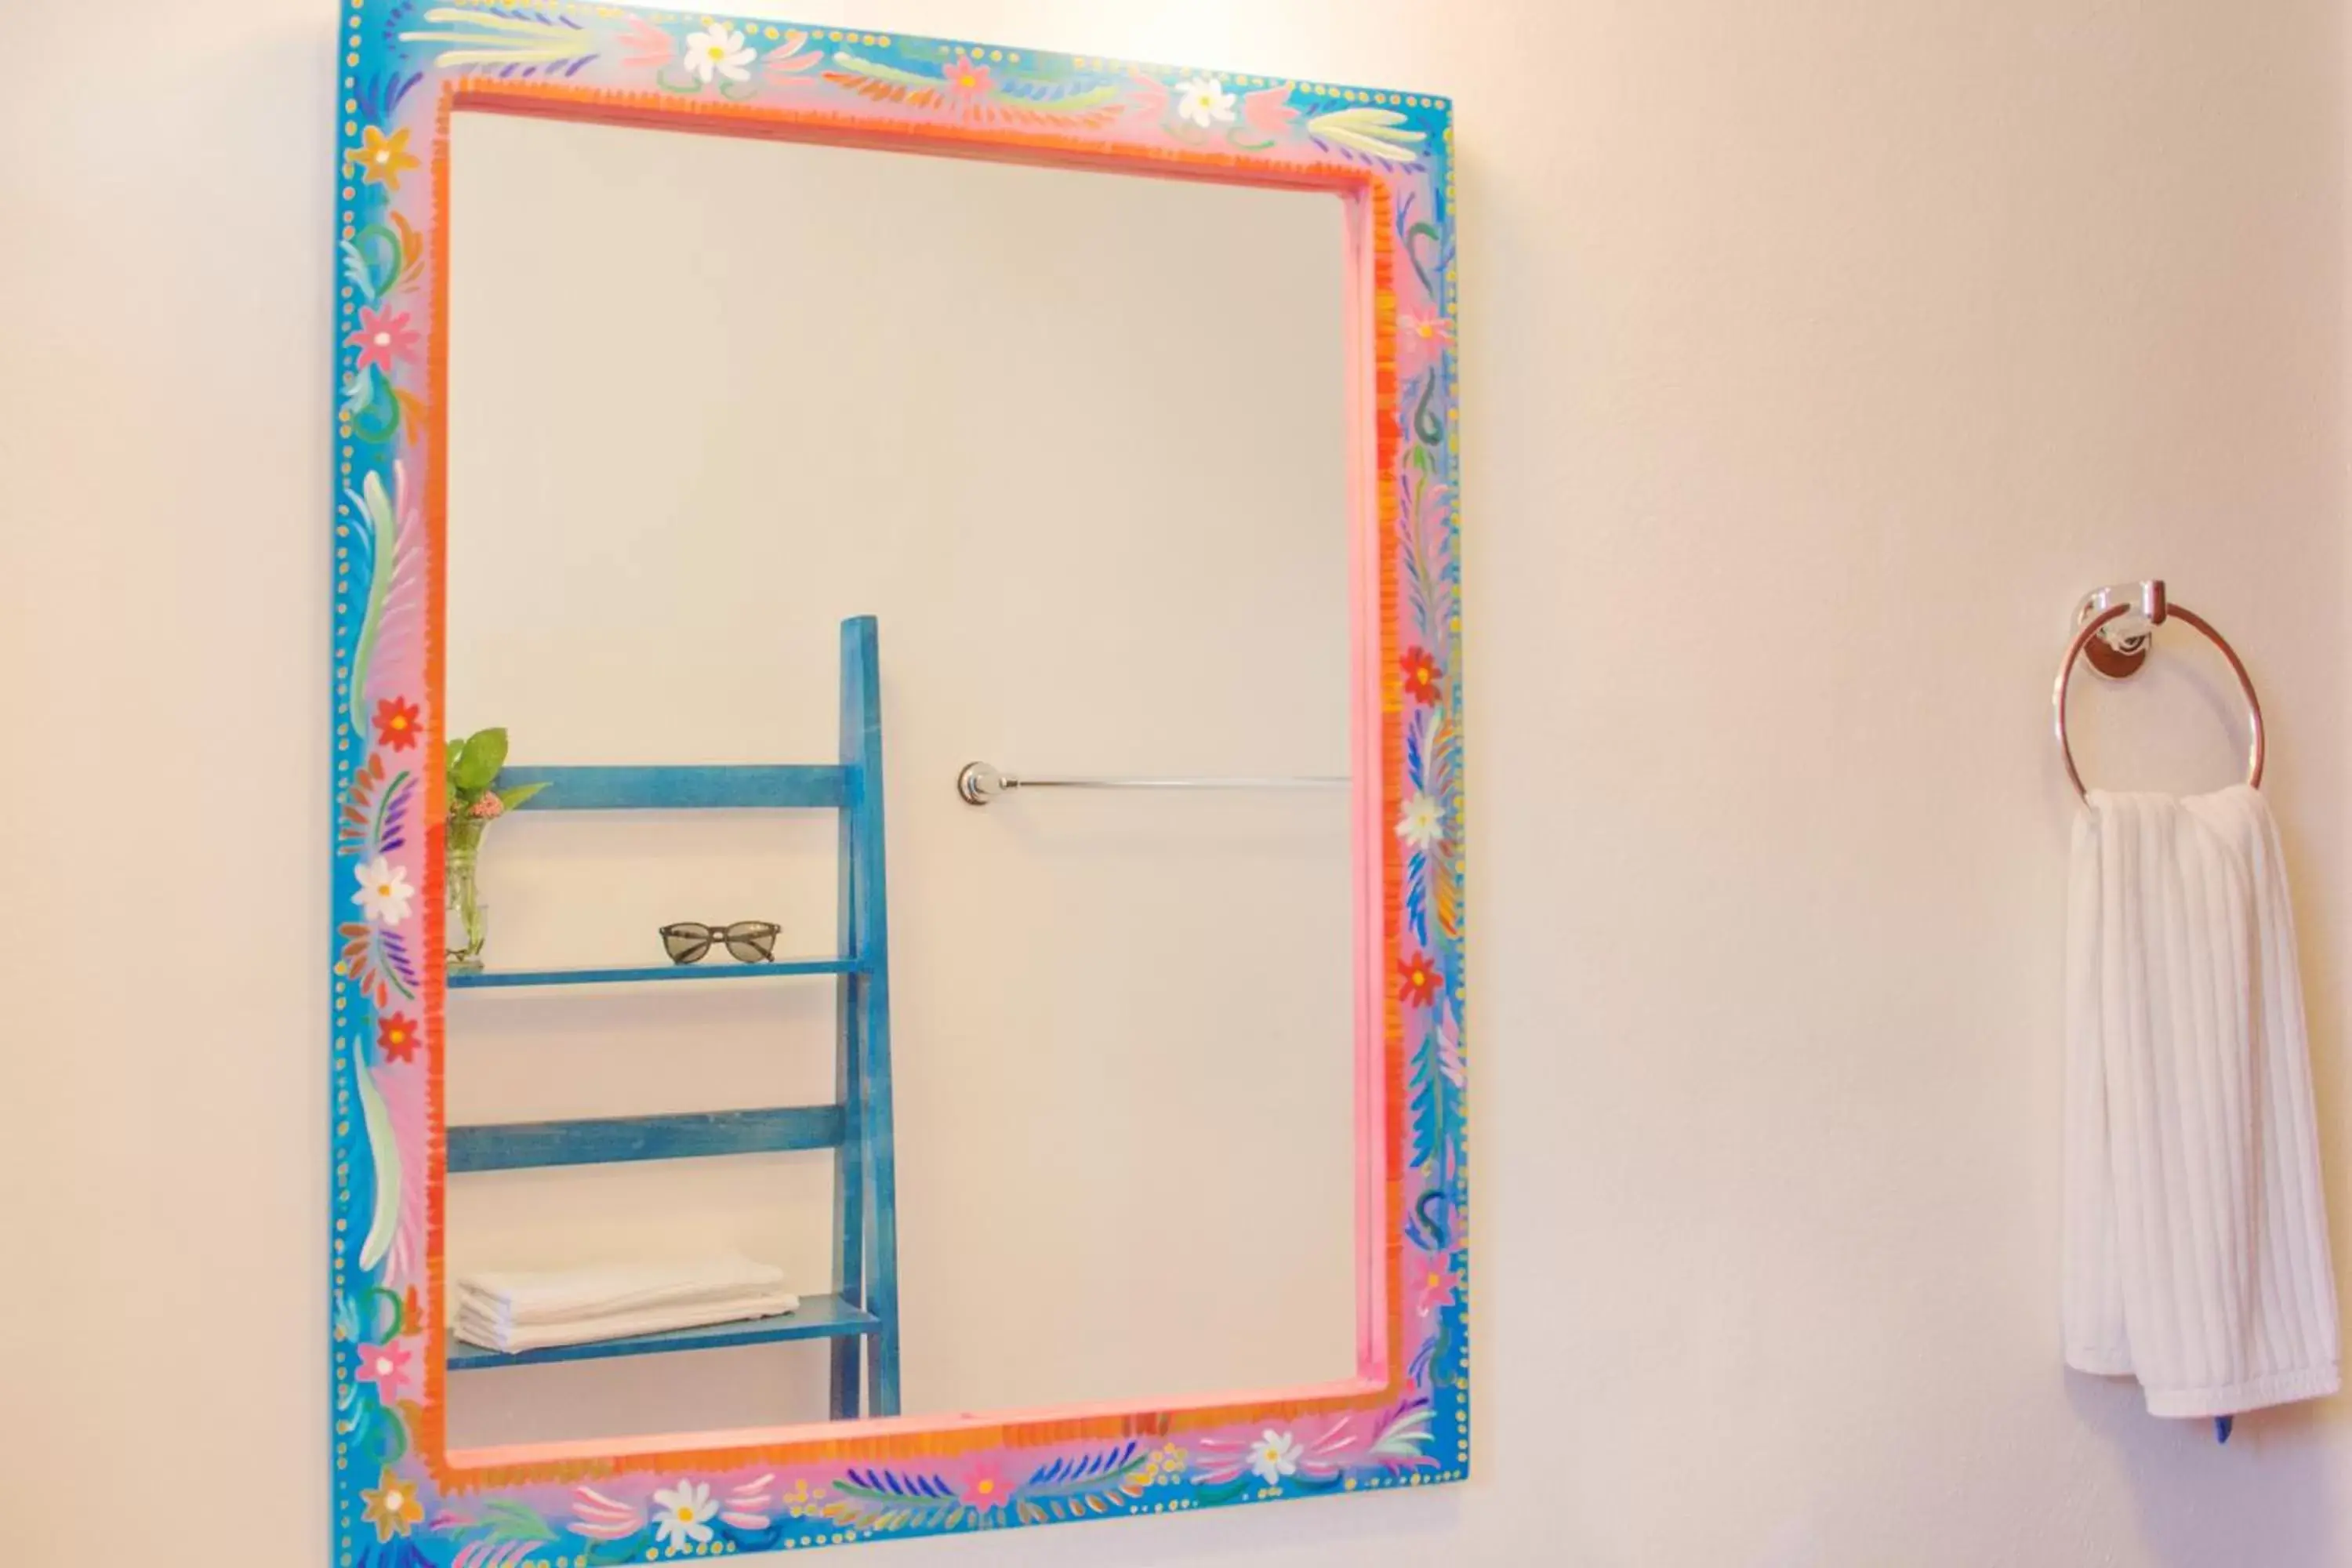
left=444, top=110, right=1360, bottom=1447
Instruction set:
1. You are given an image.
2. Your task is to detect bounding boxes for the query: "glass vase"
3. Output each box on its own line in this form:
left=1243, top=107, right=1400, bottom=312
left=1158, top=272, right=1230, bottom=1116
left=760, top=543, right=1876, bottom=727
left=445, top=815, right=488, bottom=972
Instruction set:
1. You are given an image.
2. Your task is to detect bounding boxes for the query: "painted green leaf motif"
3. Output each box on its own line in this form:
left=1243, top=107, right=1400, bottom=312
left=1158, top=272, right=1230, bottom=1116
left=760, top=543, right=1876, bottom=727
left=354, top=1036, right=401, bottom=1272
left=477, top=1498, right=557, bottom=1542
left=345, top=470, right=398, bottom=728
left=400, top=6, right=601, bottom=70
left=1306, top=106, right=1426, bottom=164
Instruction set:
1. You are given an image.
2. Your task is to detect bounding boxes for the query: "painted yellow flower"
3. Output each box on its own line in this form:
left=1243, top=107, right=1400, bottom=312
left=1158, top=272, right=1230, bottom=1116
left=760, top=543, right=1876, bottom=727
left=361, top=1466, right=424, bottom=1540
left=347, top=125, right=418, bottom=191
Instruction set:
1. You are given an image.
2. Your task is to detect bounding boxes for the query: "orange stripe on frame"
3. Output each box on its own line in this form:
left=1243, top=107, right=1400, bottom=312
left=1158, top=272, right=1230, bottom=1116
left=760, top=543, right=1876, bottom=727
left=416, top=84, right=456, bottom=1481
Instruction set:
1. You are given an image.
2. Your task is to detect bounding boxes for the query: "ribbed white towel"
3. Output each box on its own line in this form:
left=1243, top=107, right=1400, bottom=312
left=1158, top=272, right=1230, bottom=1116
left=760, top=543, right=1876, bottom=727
left=453, top=1254, right=799, bottom=1353
left=457, top=1254, right=787, bottom=1325
left=453, top=1290, right=802, bottom=1354
left=2064, top=786, right=2339, bottom=1417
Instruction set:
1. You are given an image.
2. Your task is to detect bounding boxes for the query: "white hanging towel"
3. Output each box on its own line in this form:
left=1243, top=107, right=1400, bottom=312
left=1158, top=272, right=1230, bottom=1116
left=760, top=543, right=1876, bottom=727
left=2064, top=785, right=2338, bottom=1417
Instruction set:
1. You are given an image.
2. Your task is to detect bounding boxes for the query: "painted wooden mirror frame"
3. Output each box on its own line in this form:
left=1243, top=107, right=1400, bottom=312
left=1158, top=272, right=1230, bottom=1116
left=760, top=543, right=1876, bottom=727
left=327, top=2, right=1463, bottom=1556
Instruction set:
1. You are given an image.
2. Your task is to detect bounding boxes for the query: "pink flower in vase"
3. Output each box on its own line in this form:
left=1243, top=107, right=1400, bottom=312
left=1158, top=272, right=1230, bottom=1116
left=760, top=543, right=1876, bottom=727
left=469, top=790, right=505, bottom=819
left=354, top=1336, right=414, bottom=1400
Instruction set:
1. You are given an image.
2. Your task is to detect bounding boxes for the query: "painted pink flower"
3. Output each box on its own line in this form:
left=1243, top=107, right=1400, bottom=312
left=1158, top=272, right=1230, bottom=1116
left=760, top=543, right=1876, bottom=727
left=940, top=50, right=992, bottom=100
left=1239, top=83, right=1299, bottom=141
left=956, top=1461, right=1015, bottom=1512
left=1415, top=1262, right=1459, bottom=1318
left=354, top=1337, right=413, bottom=1399
left=348, top=307, right=419, bottom=377
left=1403, top=310, right=1455, bottom=347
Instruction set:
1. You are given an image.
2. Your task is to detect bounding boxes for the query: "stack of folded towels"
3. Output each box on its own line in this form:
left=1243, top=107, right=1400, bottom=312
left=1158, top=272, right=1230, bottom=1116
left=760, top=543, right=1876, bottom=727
left=454, top=1253, right=800, bottom=1354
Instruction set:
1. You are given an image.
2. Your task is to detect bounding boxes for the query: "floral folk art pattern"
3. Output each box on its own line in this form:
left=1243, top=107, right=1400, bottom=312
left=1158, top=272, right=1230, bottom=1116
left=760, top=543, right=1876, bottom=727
left=330, top=2, right=1462, bottom=1559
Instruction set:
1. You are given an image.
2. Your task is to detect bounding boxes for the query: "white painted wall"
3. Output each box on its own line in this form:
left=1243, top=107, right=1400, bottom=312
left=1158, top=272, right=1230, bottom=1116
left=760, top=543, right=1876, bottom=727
left=441, top=112, right=1359, bottom=1443
left=3, top=1, right=2348, bottom=1564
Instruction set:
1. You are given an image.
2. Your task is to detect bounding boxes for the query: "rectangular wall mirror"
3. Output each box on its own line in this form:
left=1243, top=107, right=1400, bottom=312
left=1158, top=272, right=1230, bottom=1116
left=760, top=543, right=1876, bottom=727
left=328, top=3, right=1461, bottom=1555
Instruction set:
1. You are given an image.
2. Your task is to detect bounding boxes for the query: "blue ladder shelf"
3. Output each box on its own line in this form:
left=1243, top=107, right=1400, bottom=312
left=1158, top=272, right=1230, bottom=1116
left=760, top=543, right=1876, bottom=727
left=443, top=616, right=903, bottom=1421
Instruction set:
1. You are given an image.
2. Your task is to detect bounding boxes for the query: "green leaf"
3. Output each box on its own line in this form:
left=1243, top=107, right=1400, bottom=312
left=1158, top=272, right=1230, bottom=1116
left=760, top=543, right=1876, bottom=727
left=445, top=739, right=464, bottom=776
left=478, top=1497, right=557, bottom=1543
left=496, top=779, right=550, bottom=811
left=452, top=727, right=507, bottom=791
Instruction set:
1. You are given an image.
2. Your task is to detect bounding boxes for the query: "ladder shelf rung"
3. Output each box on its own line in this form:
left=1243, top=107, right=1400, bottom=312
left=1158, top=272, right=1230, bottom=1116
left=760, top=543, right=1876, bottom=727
left=448, top=1105, right=848, bottom=1172
left=493, top=764, right=849, bottom=811
left=448, top=957, right=863, bottom=989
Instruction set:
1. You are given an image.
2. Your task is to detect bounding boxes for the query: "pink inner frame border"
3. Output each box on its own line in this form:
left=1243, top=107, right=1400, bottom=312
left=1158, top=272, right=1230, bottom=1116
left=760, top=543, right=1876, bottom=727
left=424, top=89, right=1408, bottom=1479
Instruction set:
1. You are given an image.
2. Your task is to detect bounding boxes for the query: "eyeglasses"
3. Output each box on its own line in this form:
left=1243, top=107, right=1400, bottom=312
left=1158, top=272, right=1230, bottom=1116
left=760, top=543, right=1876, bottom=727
left=659, top=920, right=781, bottom=965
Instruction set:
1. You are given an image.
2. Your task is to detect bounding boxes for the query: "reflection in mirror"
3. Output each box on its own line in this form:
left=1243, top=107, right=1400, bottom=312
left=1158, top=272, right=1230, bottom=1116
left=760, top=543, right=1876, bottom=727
left=443, top=110, right=1359, bottom=1447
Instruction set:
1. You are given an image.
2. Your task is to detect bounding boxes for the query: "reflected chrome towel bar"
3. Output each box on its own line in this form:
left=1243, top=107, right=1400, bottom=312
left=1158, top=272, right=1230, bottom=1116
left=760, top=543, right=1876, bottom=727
left=956, top=761, right=1346, bottom=806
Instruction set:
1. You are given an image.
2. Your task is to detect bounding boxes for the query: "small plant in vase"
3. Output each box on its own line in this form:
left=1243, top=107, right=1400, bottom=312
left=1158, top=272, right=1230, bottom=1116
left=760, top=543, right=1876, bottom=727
left=445, top=727, right=546, bottom=971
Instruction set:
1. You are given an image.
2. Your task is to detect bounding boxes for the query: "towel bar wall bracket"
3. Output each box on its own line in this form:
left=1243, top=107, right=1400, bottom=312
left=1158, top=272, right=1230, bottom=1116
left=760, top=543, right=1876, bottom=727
left=2073, top=581, right=2163, bottom=680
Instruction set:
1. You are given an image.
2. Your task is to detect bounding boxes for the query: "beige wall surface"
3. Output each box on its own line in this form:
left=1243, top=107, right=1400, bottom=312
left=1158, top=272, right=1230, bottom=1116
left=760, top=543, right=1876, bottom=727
left=3, top=1, right=2348, bottom=1564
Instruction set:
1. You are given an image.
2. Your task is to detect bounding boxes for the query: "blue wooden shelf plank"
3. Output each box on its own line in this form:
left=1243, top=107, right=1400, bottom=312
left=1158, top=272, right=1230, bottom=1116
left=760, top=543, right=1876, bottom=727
left=449, top=957, right=862, bottom=989
left=445, top=1291, right=884, bottom=1370
left=493, top=764, right=848, bottom=811
left=448, top=1105, right=847, bottom=1172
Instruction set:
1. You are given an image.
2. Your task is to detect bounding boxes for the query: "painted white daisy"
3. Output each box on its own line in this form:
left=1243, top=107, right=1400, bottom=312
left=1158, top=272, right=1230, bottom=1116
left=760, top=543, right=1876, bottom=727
left=1246, top=1429, right=1300, bottom=1484
left=1396, top=793, right=1444, bottom=849
left=652, top=1479, right=718, bottom=1551
left=351, top=856, right=414, bottom=926
left=684, top=23, right=755, bottom=85
left=1175, top=74, right=1236, bottom=128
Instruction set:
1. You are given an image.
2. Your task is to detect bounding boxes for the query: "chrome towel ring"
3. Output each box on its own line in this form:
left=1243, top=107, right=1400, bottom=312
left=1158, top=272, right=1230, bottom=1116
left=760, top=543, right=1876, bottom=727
left=2053, top=579, right=2264, bottom=801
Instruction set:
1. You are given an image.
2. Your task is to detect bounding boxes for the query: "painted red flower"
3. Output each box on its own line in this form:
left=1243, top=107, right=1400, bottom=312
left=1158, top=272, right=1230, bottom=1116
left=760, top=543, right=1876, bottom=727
left=376, top=1011, right=419, bottom=1064
left=372, top=695, right=421, bottom=751
left=348, top=305, right=420, bottom=377
left=1398, top=952, right=1442, bottom=1007
left=1400, top=648, right=1441, bottom=706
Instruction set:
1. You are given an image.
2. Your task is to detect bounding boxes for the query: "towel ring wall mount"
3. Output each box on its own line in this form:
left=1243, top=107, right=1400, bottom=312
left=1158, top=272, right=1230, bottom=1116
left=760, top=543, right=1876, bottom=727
left=2053, top=579, right=2265, bottom=800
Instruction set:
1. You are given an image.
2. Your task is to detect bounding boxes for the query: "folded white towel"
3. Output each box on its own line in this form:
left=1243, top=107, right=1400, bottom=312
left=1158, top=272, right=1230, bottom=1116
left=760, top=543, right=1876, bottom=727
left=2064, top=786, right=2339, bottom=1417
left=453, top=1289, right=802, bottom=1354
left=456, top=1254, right=787, bottom=1327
